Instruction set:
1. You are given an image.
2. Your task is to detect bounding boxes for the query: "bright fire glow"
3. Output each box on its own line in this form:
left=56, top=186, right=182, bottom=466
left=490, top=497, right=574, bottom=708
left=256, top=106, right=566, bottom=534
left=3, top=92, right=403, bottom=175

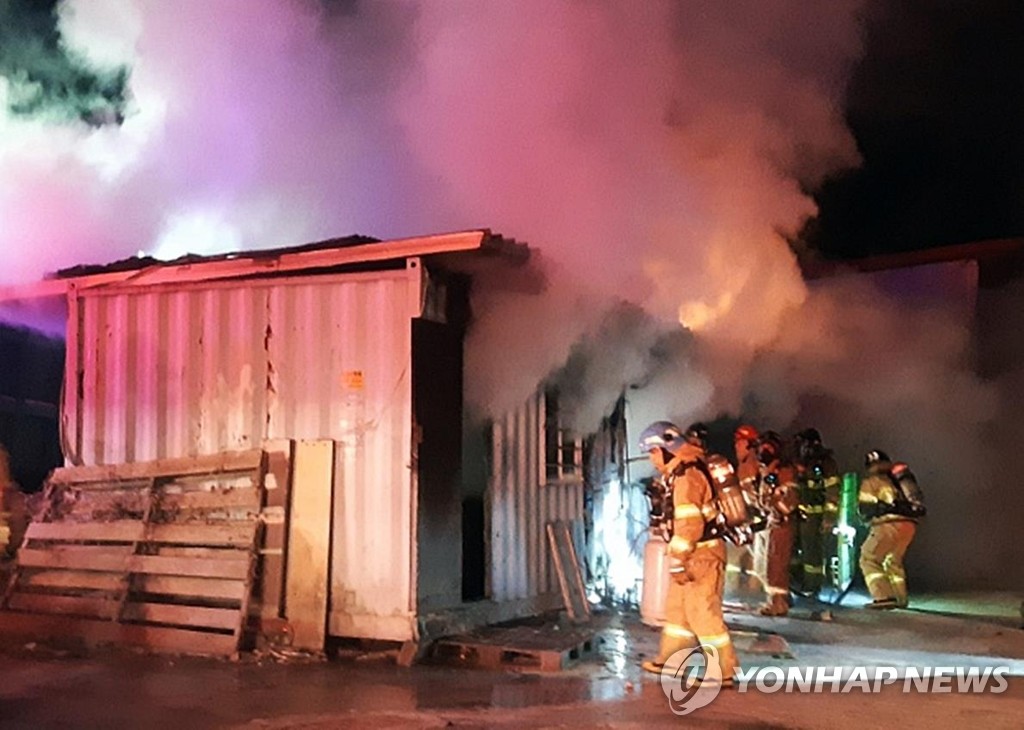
left=678, top=291, right=736, bottom=332
left=592, top=477, right=646, bottom=602
left=152, top=210, right=242, bottom=261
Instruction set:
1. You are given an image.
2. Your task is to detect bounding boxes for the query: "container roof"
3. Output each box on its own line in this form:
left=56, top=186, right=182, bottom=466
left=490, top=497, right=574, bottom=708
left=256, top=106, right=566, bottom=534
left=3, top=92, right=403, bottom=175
left=0, top=229, right=528, bottom=301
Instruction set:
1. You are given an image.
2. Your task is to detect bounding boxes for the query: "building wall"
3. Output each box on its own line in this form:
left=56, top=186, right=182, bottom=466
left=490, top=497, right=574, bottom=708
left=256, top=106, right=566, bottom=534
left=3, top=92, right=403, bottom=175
left=66, top=266, right=423, bottom=637
left=489, top=391, right=585, bottom=602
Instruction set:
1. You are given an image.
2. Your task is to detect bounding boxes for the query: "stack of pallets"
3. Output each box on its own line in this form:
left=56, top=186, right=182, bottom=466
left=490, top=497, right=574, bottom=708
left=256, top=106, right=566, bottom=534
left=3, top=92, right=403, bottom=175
left=0, top=450, right=266, bottom=656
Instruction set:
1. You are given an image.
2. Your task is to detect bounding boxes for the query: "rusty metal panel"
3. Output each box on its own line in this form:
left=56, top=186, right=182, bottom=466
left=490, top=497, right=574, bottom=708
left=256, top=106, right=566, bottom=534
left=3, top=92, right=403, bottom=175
left=72, top=285, right=270, bottom=465
left=68, top=268, right=420, bottom=469
left=489, top=391, right=585, bottom=603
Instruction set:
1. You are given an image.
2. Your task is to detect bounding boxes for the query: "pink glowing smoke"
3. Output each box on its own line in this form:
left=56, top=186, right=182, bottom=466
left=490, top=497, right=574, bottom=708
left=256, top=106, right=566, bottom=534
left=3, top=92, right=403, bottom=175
left=1, top=0, right=864, bottom=415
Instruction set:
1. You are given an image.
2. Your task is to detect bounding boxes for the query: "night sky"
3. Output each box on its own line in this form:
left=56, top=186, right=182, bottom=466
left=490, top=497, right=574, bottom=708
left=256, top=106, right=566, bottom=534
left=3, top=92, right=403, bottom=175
left=799, top=0, right=1024, bottom=258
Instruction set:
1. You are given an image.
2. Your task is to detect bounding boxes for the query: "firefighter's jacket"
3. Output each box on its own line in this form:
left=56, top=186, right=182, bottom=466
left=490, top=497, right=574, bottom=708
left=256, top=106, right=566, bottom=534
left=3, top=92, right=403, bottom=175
left=797, top=452, right=840, bottom=522
left=663, top=443, right=725, bottom=563
left=735, top=442, right=761, bottom=502
left=859, top=466, right=917, bottom=526
left=760, top=460, right=799, bottom=522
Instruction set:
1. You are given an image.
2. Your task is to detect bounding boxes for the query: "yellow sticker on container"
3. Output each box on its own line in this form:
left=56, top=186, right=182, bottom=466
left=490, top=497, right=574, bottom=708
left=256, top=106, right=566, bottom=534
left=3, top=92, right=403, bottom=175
left=342, top=370, right=365, bottom=390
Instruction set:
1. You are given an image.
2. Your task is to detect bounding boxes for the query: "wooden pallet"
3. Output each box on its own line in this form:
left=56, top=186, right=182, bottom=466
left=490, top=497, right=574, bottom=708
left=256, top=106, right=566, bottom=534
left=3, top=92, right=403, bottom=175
left=0, top=450, right=266, bottom=657
left=433, top=625, right=595, bottom=672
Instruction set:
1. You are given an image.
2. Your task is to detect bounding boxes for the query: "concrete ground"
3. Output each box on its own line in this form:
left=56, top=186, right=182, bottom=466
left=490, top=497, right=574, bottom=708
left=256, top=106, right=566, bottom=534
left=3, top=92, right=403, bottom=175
left=1, top=592, right=1022, bottom=729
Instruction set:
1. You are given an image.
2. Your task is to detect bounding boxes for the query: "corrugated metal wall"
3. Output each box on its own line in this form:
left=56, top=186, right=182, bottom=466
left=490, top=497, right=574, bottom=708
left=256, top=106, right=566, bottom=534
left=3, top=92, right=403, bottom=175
left=68, top=268, right=420, bottom=463
left=67, top=267, right=422, bottom=633
left=489, top=390, right=585, bottom=602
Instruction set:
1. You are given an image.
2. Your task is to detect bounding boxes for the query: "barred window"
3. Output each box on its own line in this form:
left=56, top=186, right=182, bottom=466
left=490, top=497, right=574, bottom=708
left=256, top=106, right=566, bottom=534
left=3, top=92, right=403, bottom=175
left=544, top=389, right=583, bottom=484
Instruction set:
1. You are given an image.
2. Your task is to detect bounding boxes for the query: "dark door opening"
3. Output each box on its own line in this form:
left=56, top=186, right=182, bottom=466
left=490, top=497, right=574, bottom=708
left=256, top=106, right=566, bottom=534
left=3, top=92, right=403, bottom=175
left=412, top=317, right=466, bottom=609
left=461, top=495, right=486, bottom=601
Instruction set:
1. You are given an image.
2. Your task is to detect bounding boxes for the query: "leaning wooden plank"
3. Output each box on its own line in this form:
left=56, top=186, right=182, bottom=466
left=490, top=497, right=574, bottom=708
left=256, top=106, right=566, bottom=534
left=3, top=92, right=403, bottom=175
left=546, top=520, right=591, bottom=623
left=0, top=612, right=238, bottom=656
left=121, top=602, right=238, bottom=631
left=17, top=550, right=250, bottom=579
left=26, top=520, right=145, bottom=543
left=147, top=523, right=257, bottom=547
left=134, top=575, right=246, bottom=602
left=285, top=440, right=333, bottom=652
left=21, top=570, right=124, bottom=592
left=49, top=450, right=265, bottom=485
left=8, top=593, right=118, bottom=620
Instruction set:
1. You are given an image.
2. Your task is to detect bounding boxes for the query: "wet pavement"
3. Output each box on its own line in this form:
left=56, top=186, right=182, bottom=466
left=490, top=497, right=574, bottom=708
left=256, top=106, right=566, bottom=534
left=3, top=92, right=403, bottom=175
left=1, top=596, right=1022, bottom=729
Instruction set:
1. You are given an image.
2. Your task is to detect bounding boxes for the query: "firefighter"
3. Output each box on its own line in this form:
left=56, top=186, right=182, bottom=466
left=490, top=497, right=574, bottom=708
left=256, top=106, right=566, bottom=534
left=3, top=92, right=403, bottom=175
left=727, top=424, right=761, bottom=594
left=858, top=450, right=918, bottom=609
left=734, top=424, right=761, bottom=496
left=638, top=421, right=739, bottom=686
left=793, top=428, right=840, bottom=595
left=0, top=441, right=26, bottom=561
left=754, top=431, right=799, bottom=616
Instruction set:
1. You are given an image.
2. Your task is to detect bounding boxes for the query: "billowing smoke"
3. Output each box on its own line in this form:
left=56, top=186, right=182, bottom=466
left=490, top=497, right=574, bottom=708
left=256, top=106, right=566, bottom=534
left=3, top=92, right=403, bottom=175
left=1, top=1, right=860, bottom=403
left=3, top=2, right=1013, bottom=589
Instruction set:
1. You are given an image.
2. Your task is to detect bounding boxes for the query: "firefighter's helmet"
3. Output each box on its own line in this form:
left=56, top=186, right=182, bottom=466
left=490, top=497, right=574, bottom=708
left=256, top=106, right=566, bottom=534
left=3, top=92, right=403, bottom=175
left=639, top=421, right=685, bottom=455
left=734, top=423, right=759, bottom=442
left=864, top=449, right=891, bottom=468
left=758, top=431, right=785, bottom=465
left=795, top=428, right=822, bottom=446
left=683, top=422, right=709, bottom=449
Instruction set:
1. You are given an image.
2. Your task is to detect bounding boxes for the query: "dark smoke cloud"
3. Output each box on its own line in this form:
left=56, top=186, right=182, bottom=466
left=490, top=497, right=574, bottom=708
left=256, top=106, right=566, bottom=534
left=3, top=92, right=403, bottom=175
left=0, top=0, right=128, bottom=124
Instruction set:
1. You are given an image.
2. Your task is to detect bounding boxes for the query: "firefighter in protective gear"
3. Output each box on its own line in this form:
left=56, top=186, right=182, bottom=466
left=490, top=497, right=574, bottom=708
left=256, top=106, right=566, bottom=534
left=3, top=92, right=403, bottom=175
left=793, top=428, right=841, bottom=594
left=0, top=442, right=27, bottom=561
left=638, top=421, right=739, bottom=684
left=754, top=432, right=799, bottom=616
left=734, top=424, right=760, bottom=494
left=727, top=424, right=761, bottom=594
left=858, top=450, right=917, bottom=609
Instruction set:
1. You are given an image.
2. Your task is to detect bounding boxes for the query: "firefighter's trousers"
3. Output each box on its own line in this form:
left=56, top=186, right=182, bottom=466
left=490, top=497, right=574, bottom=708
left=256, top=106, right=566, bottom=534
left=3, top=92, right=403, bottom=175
left=755, top=518, right=794, bottom=612
left=859, top=519, right=916, bottom=606
left=656, top=544, right=739, bottom=678
left=725, top=542, right=759, bottom=597
left=799, top=514, right=825, bottom=593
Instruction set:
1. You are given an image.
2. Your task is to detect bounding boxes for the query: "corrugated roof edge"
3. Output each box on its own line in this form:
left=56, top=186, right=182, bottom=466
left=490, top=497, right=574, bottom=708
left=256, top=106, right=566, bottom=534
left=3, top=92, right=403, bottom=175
left=0, top=229, right=529, bottom=302
left=53, top=234, right=380, bottom=279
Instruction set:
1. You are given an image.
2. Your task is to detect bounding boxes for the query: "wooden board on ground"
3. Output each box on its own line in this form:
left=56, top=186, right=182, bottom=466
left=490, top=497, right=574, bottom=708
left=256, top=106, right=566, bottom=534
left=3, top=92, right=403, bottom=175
left=433, top=624, right=595, bottom=672
left=0, top=449, right=266, bottom=657
left=546, top=520, right=591, bottom=623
